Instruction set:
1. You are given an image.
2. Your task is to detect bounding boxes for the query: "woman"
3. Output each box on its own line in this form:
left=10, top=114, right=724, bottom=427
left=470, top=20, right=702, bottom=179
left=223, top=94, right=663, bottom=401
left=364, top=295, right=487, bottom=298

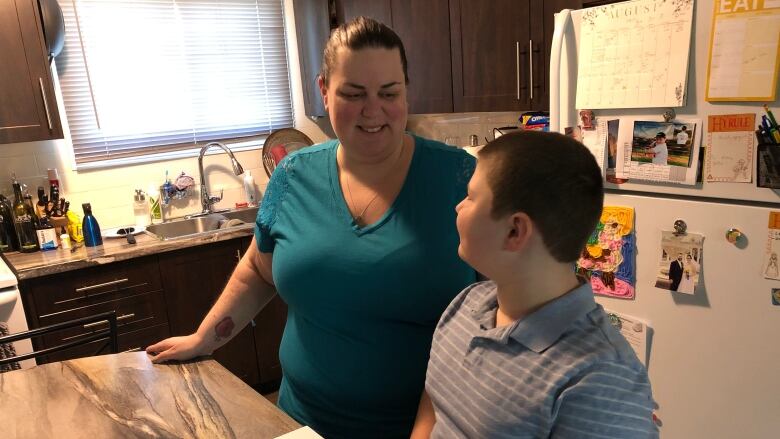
left=678, top=253, right=699, bottom=294
left=146, top=17, right=476, bottom=438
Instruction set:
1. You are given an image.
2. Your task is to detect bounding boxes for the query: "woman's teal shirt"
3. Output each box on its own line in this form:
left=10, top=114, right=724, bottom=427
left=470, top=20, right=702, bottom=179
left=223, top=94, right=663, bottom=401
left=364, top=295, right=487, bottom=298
left=255, top=135, right=476, bottom=438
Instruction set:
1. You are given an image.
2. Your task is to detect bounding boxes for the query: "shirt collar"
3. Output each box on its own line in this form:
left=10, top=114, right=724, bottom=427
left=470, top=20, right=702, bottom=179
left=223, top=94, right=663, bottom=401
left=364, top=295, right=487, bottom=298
left=469, top=281, right=597, bottom=353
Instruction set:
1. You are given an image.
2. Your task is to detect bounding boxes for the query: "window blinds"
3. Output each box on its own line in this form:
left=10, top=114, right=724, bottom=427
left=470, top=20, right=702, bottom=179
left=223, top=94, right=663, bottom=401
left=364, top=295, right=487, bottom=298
left=56, top=0, right=293, bottom=167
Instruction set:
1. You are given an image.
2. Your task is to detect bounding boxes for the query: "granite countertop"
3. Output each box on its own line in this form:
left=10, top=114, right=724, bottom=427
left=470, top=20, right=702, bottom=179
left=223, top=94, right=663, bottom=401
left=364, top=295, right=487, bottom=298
left=0, top=352, right=301, bottom=438
left=2, top=226, right=254, bottom=281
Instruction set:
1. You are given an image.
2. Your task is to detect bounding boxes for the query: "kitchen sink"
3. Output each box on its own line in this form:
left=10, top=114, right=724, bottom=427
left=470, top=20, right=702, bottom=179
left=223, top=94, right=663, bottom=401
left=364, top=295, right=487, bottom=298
left=145, top=207, right=257, bottom=240
left=219, top=207, right=260, bottom=224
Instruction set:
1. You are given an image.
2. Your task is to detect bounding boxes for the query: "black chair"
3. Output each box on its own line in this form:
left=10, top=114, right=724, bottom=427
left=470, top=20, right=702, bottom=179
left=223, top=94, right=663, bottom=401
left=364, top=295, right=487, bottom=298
left=0, top=310, right=119, bottom=369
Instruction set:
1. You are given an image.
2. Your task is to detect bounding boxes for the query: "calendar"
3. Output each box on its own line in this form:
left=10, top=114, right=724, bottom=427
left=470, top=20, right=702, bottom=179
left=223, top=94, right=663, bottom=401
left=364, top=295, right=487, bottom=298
left=576, top=0, right=694, bottom=109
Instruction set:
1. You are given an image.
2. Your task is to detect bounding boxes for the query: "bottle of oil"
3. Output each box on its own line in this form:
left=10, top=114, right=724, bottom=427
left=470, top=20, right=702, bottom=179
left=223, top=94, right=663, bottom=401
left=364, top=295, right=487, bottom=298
left=11, top=178, right=39, bottom=252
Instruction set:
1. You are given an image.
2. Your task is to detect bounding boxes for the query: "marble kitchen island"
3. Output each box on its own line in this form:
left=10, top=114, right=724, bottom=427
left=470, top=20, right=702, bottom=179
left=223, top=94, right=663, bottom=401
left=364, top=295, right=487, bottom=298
left=0, top=352, right=301, bottom=438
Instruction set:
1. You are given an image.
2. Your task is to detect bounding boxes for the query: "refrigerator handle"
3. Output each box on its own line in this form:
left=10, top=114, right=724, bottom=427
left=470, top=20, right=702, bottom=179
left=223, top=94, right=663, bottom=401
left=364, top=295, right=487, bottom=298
left=550, top=10, right=573, bottom=133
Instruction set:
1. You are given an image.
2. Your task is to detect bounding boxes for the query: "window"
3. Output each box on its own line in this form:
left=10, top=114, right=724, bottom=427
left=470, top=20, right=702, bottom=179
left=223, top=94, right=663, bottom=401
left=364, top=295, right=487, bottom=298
left=57, top=0, right=293, bottom=168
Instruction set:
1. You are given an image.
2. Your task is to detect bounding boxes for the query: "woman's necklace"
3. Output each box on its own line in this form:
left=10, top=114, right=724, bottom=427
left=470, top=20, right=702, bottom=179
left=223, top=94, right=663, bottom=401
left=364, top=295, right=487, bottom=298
left=340, top=139, right=406, bottom=226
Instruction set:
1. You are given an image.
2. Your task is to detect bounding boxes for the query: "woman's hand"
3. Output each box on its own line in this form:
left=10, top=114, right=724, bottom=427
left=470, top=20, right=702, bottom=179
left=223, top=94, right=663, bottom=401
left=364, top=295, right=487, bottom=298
left=146, top=334, right=211, bottom=364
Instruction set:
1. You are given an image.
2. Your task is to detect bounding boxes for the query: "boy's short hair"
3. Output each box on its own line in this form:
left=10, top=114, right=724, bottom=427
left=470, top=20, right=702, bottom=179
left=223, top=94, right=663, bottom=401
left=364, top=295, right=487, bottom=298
left=655, top=132, right=666, bottom=138
left=478, top=130, right=604, bottom=263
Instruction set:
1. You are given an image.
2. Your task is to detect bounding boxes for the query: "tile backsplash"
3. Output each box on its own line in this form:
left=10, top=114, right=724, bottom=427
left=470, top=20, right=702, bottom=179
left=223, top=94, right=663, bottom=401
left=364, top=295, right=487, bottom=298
left=0, top=139, right=274, bottom=229
left=407, top=111, right=523, bottom=147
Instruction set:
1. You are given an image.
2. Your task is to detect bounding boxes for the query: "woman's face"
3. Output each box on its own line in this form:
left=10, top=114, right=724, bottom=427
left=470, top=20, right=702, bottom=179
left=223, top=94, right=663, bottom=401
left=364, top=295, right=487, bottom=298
left=319, top=47, right=408, bottom=160
left=686, top=255, right=692, bottom=262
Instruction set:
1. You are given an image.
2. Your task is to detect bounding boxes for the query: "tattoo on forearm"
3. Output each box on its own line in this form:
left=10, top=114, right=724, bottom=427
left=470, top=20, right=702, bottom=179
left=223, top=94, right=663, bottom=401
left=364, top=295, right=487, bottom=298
left=214, top=316, right=235, bottom=342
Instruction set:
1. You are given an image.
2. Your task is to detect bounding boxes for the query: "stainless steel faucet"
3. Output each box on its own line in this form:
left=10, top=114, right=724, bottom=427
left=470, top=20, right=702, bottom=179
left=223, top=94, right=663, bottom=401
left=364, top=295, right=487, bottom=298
left=197, top=142, right=245, bottom=215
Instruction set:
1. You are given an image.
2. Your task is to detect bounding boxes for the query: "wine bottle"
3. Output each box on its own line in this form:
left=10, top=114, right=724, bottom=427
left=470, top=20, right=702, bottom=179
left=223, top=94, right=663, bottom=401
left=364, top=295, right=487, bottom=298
left=23, top=194, right=40, bottom=228
left=12, top=179, right=39, bottom=252
left=0, top=194, right=19, bottom=252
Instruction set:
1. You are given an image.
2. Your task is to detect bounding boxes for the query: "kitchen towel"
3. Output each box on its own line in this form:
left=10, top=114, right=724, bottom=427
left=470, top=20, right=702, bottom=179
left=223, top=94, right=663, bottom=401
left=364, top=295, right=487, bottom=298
left=0, top=321, right=21, bottom=372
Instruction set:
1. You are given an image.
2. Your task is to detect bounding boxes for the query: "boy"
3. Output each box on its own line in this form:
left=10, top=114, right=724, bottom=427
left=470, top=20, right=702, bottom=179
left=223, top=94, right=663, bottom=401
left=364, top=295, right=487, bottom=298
left=411, top=131, right=657, bottom=438
left=648, top=132, right=669, bottom=165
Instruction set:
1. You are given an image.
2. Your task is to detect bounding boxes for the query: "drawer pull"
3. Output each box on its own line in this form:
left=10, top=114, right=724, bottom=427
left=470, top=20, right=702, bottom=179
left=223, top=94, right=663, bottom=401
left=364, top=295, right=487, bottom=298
left=75, top=278, right=129, bottom=294
left=123, top=347, right=141, bottom=352
left=515, top=41, right=520, bottom=100
left=83, top=313, right=135, bottom=329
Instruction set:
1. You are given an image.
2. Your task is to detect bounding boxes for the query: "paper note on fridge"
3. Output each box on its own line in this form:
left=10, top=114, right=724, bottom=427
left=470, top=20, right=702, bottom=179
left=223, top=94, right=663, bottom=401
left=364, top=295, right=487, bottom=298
left=576, top=0, right=694, bottom=109
left=764, top=212, right=780, bottom=281
left=604, top=309, right=650, bottom=366
left=704, top=113, right=755, bottom=183
left=615, top=117, right=702, bottom=185
left=705, top=0, right=780, bottom=101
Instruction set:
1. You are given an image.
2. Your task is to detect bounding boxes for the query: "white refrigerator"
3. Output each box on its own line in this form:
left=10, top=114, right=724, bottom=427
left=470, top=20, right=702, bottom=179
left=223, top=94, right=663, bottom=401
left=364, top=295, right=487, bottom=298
left=549, top=1, right=779, bottom=438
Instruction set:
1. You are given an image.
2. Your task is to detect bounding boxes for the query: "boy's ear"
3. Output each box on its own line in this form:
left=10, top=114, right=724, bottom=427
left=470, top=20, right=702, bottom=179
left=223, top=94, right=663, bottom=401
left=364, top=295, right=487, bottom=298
left=504, top=212, right=534, bottom=252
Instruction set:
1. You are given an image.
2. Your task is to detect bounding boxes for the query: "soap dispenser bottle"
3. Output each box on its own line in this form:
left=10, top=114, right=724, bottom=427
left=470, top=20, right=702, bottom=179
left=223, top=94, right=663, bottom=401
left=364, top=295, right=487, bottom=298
left=243, top=170, right=258, bottom=206
left=133, top=189, right=149, bottom=228
left=82, top=203, right=103, bottom=247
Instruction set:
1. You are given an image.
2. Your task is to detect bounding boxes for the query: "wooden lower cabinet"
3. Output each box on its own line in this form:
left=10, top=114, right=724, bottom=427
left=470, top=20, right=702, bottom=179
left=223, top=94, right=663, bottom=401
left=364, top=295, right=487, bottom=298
left=159, top=237, right=286, bottom=389
left=21, top=255, right=170, bottom=364
left=19, top=236, right=286, bottom=390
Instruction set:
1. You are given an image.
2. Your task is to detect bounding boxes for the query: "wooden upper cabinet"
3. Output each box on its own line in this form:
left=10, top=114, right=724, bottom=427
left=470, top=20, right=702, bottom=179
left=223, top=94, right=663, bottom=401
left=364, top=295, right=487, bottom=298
left=339, top=0, right=392, bottom=24
left=331, top=0, right=585, bottom=113
left=0, top=0, right=63, bottom=144
left=450, top=0, right=533, bottom=112
left=336, top=0, right=453, bottom=114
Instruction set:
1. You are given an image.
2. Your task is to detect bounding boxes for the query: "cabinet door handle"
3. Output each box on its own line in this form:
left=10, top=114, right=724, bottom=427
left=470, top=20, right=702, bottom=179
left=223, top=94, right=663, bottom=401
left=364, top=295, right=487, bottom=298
left=75, top=278, right=129, bottom=293
left=236, top=249, right=241, bottom=262
left=83, top=313, right=135, bottom=329
left=38, top=77, right=53, bottom=130
left=123, top=347, right=141, bottom=353
left=516, top=41, right=521, bottom=101
left=529, top=40, right=534, bottom=101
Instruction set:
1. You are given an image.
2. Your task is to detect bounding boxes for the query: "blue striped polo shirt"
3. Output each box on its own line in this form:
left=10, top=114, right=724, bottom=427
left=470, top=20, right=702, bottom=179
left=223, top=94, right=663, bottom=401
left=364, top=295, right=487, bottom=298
left=426, top=281, right=658, bottom=438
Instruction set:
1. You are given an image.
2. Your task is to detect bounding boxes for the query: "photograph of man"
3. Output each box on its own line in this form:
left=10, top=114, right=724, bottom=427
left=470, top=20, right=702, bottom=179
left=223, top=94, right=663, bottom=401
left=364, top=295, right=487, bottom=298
left=676, top=125, right=689, bottom=146
left=669, top=253, right=684, bottom=291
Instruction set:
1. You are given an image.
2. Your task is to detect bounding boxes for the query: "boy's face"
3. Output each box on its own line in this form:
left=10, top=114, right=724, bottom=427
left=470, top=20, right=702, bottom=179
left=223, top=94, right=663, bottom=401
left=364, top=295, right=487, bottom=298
left=455, top=159, right=506, bottom=274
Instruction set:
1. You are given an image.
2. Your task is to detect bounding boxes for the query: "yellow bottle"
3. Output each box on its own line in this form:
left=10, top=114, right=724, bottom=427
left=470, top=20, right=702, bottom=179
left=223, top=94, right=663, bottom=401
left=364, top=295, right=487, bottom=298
left=66, top=210, right=84, bottom=243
